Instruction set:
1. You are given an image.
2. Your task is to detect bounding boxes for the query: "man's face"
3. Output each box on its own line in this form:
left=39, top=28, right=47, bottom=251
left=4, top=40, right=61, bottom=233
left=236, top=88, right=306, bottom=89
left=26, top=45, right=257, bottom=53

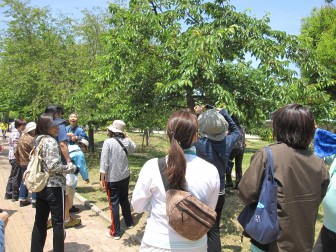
left=69, top=114, right=78, bottom=125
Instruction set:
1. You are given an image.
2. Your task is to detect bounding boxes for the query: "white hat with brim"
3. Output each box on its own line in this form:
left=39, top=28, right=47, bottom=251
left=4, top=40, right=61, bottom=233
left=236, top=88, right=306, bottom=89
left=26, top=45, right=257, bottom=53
left=79, top=139, right=89, bottom=147
left=24, top=122, right=37, bottom=133
left=198, top=109, right=228, bottom=141
left=107, top=120, right=126, bottom=133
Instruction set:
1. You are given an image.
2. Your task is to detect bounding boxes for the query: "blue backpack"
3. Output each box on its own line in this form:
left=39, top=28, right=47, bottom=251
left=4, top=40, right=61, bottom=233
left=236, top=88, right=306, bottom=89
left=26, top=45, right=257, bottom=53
left=237, top=146, right=279, bottom=244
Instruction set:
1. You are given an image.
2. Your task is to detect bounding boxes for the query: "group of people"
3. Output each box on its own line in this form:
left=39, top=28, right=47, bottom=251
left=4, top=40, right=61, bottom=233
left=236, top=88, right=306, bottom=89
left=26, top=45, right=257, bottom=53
left=131, top=103, right=334, bottom=252
left=2, top=105, right=91, bottom=252
left=1, top=102, right=335, bottom=252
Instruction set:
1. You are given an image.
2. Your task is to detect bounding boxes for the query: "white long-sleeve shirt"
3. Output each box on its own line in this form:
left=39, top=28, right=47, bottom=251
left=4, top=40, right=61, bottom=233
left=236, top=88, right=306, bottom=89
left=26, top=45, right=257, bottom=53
left=131, top=152, right=220, bottom=251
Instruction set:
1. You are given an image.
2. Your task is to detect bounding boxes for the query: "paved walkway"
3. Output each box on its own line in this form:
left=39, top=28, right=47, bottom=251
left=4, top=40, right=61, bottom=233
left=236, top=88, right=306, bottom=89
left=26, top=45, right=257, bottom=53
left=0, top=137, right=141, bottom=252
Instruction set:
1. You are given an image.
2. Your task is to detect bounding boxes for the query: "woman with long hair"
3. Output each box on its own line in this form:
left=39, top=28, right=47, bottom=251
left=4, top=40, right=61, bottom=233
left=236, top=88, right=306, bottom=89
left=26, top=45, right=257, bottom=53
left=132, top=110, right=220, bottom=251
left=238, top=104, right=330, bottom=252
left=30, top=113, right=77, bottom=252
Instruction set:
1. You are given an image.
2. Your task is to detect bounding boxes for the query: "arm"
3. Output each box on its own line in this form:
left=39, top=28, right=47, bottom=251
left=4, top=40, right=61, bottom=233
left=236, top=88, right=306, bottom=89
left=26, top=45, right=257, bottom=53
left=125, top=138, right=136, bottom=155
left=43, top=138, right=77, bottom=174
left=99, top=140, right=109, bottom=191
left=131, top=160, right=153, bottom=213
left=237, top=149, right=266, bottom=205
left=59, top=141, right=71, bottom=164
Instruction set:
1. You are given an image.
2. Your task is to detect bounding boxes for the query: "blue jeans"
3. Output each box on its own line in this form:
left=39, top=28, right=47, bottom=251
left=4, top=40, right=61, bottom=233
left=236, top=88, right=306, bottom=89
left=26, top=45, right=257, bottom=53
left=106, top=176, right=133, bottom=237
left=31, top=187, right=65, bottom=252
left=19, top=166, right=36, bottom=201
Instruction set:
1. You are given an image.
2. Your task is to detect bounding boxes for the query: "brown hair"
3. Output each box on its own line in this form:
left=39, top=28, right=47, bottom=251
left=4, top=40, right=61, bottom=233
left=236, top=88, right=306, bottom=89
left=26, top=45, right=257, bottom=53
left=166, top=110, right=198, bottom=190
left=36, top=113, right=53, bottom=135
left=272, top=104, right=315, bottom=149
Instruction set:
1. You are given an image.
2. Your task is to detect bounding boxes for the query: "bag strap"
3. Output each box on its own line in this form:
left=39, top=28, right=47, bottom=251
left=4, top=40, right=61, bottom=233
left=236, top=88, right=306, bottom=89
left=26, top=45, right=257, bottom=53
left=265, top=146, right=275, bottom=182
left=158, top=157, right=170, bottom=191
left=114, top=137, right=128, bottom=156
left=209, top=142, right=225, bottom=167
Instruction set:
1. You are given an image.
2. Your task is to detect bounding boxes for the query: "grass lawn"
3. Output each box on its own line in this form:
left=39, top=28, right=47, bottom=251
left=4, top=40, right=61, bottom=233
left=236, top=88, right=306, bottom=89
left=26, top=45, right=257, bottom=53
left=76, top=131, right=323, bottom=251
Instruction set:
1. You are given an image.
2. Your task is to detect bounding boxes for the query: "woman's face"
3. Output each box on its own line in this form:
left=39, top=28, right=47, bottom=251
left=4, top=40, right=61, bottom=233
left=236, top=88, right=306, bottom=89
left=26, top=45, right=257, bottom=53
left=47, top=125, right=59, bottom=137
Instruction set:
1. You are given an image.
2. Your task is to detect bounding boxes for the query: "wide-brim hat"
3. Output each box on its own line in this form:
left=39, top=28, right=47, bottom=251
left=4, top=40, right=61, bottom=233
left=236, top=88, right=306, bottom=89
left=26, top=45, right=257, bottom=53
left=107, top=120, right=126, bottom=133
left=198, top=109, right=228, bottom=141
left=24, top=122, right=37, bottom=133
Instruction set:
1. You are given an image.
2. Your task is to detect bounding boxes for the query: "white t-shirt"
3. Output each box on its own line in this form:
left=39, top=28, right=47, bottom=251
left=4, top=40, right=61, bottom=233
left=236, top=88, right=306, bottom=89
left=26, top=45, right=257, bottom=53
left=131, top=153, right=220, bottom=250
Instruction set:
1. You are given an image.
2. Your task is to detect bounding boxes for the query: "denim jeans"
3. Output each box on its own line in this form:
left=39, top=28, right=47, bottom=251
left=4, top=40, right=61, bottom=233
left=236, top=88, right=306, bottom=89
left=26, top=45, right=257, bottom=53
left=106, top=176, right=134, bottom=237
left=31, top=186, right=65, bottom=252
left=313, top=225, right=336, bottom=252
left=207, top=194, right=225, bottom=252
left=19, top=166, right=36, bottom=201
left=5, top=159, right=21, bottom=199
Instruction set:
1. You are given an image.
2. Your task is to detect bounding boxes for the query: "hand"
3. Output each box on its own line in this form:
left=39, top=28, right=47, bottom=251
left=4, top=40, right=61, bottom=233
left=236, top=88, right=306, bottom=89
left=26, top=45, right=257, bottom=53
left=67, top=133, right=74, bottom=138
left=70, top=135, right=77, bottom=142
left=0, top=211, right=9, bottom=227
left=100, top=180, right=106, bottom=192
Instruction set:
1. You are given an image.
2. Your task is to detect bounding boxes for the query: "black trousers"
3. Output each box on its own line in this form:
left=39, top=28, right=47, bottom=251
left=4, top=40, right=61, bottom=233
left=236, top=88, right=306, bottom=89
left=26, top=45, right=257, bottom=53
left=106, top=176, right=134, bottom=237
left=31, top=187, right=65, bottom=252
left=207, top=194, right=225, bottom=252
left=313, top=225, right=336, bottom=252
left=5, top=159, right=21, bottom=199
left=226, top=148, right=244, bottom=186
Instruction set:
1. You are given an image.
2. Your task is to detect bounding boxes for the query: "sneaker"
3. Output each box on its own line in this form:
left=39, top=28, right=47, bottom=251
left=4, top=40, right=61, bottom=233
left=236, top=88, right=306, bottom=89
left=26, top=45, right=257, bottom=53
left=32, top=202, right=36, bottom=208
left=105, top=231, right=120, bottom=240
left=69, top=206, right=80, bottom=213
left=11, top=197, right=19, bottom=202
left=64, top=216, right=81, bottom=229
left=47, top=219, right=53, bottom=229
left=127, top=225, right=134, bottom=229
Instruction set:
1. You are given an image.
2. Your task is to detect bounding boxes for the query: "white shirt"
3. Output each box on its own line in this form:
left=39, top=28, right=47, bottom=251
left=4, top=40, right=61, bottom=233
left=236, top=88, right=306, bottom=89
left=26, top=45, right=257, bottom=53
left=131, top=153, right=220, bottom=250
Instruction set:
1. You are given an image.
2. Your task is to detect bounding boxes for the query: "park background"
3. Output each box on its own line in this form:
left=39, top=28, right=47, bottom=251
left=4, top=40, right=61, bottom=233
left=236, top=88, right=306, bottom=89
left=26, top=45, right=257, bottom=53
left=0, top=0, right=335, bottom=250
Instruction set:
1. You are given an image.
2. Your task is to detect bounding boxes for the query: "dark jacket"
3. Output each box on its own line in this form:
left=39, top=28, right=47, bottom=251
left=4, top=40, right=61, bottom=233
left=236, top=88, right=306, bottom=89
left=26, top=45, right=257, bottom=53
left=238, top=143, right=330, bottom=252
left=194, top=109, right=240, bottom=194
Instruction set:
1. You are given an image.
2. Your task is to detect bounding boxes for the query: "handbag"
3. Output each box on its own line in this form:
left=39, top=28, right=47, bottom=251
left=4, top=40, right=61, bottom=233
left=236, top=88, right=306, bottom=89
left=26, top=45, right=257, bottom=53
left=158, top=157, right=217, bottom=240
left=237, top=146, right=279, bottom=244
left=23, top=137, right=49, bottom=192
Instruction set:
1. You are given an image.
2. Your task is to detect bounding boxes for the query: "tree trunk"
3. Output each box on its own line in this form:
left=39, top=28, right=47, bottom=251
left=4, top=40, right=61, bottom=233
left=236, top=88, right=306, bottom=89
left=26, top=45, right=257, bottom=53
left=142, top=128, right=150, bottom=147
left=88, top=126, right=94, bottom=152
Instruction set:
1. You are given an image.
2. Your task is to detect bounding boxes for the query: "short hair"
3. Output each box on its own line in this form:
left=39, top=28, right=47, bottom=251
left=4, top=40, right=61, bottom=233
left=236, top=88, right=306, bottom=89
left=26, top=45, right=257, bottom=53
left=36, top=113, right=53, bottom=135
left=45, top=105, right=63, bottom=116
left=107, top=130, right=125, bottom=138
left=271, top=104, right=315, bottom=149
left=15, top=119, right=27, bottom=129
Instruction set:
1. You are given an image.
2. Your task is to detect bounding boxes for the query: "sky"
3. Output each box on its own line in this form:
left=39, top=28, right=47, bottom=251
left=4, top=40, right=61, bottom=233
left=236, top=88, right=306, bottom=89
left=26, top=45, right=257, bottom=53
left=20, top=0, right=327, bottom=35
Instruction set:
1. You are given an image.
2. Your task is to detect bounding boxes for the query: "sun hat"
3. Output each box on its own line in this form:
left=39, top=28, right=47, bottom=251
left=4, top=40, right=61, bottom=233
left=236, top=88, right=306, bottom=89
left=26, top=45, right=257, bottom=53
left=24, top=122, right=37, bottom=133
left=198, top=109, right=228, bottom=141
left=79, top=139, right=89, bottom=147
left=107, top=120, right=126, bottom=133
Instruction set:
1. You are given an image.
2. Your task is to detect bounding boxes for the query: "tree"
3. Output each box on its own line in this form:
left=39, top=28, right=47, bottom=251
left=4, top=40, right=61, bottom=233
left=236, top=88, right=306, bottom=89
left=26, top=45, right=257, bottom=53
left=93, top=0, right=333, bottom=131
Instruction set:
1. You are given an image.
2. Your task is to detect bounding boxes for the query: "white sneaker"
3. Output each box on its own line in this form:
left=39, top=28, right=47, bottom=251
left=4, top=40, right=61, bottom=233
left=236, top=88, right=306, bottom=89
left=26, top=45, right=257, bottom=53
left=127, top=225, right=134, bottom=229
left=105, top=231, right=120, bottom=240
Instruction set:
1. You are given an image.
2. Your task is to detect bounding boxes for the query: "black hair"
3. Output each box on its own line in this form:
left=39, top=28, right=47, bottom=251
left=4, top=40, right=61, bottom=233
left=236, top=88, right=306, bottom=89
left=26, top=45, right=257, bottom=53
left=272, top=104, right=315, bottom=149
left=45, top=105, right=63, bottom=116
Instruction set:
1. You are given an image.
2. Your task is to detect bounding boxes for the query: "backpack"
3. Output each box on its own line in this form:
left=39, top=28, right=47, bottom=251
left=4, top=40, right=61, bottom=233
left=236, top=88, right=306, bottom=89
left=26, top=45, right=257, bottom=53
left=23, top=137, right=49, bottom=192
left=233, top=127, right=245, bottom=150
left=237, top=146, right=279, bottom=244
left=158, top=158, right=217, bottom=241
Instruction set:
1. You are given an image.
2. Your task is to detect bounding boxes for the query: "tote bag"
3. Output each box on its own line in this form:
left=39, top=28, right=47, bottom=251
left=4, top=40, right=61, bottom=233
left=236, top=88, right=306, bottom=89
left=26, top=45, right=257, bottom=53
left=237, top=146, right=279, bottom=244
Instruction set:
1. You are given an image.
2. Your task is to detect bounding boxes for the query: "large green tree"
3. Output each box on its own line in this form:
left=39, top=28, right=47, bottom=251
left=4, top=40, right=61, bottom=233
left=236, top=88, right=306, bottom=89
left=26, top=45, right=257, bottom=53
left=93, top=0, right=333, bottom=131
left=299, top=4, right=336, bottom=102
